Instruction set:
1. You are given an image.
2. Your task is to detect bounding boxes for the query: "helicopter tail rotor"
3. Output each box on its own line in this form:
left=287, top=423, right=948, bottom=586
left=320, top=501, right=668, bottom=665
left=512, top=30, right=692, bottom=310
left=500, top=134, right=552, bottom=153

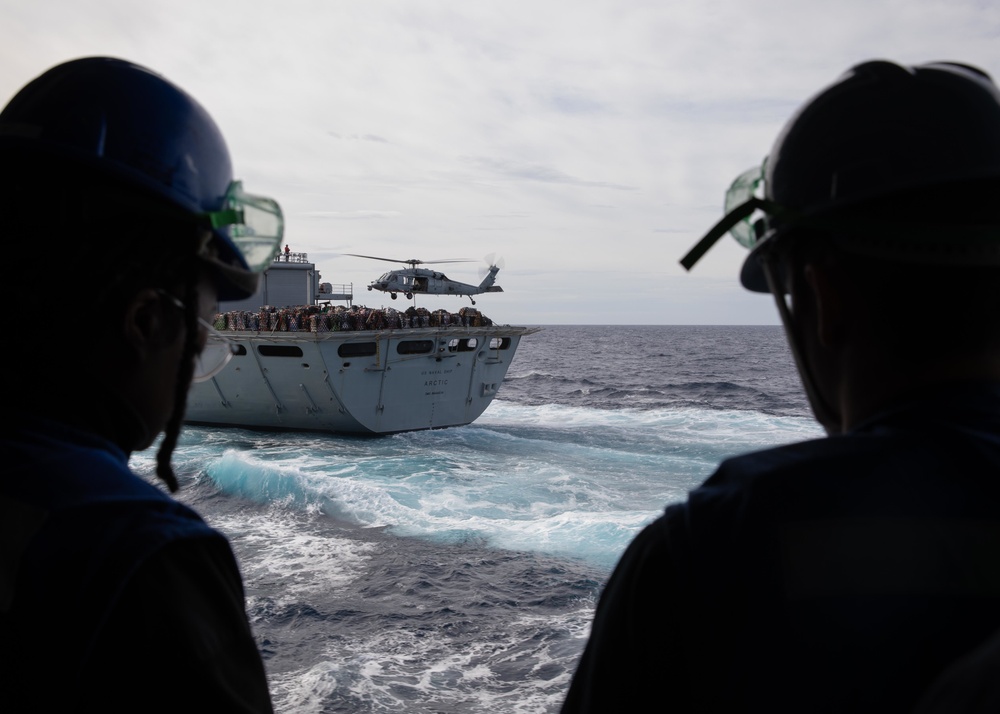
left=482, top=253, right=506, bottom=270
left=480, top=254, right=505, bottom=280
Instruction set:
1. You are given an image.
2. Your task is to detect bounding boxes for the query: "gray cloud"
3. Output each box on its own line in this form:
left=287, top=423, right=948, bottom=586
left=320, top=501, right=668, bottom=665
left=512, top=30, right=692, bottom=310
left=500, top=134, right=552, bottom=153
left=466, top=157, right=636, bottom=191
left=1, top=0, right=996, bottom=324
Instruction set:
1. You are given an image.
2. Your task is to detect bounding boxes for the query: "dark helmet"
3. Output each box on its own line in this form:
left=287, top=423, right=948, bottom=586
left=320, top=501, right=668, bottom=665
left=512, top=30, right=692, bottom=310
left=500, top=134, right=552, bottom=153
left=0, top=56, right=283, bottom=299
left=681, top=60, right=1000, bottom=292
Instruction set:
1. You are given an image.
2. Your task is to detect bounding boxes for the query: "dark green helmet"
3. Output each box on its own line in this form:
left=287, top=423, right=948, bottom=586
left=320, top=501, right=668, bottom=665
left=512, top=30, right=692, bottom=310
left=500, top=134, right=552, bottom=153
left=682, top=60, right=1000, bottom=292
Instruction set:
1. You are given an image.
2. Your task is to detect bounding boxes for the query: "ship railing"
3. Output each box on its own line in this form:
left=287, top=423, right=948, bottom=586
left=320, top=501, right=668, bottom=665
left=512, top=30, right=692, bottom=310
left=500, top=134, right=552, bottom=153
left=212, top=305, right=501, bottom=333
left=319, top=283, right=353, bottom=302
left=274, top=251, right=310, bottom=264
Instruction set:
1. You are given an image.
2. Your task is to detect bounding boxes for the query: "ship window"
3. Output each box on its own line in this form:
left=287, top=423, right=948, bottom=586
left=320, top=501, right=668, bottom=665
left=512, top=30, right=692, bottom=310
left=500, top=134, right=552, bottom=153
left=488, top=337, right=512, bottom=350
left=233, top=344, right=247, bottom=356
left=447, top=337, right=480, bottom=353
left=258, top=345, right=304, bottom=357
left=397, top=340, right=434, bottom=355
left=338, top=342, right=378, bottom=358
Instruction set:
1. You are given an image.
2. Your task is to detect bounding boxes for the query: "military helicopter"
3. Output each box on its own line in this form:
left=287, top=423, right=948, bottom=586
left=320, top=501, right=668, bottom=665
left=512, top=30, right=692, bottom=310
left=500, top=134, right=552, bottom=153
left=347, top=253, right=504, bottom=305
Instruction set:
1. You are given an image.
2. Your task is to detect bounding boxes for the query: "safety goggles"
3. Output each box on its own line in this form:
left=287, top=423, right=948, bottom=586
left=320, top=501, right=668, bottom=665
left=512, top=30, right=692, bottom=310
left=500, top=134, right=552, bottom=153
left=192, top=318, right=238, bottom=382
left=158, top=291, right=239, bottom=382
left=205, top=180, right=284, bottom=273
left=681, top=163, right=1000, bottom=276
left=680, top=162, right=788, bottom=271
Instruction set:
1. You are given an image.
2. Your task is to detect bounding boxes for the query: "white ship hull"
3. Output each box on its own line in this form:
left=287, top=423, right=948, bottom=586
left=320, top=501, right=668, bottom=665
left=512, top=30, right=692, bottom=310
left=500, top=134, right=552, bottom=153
left=186, top=325, right=539, bottom=434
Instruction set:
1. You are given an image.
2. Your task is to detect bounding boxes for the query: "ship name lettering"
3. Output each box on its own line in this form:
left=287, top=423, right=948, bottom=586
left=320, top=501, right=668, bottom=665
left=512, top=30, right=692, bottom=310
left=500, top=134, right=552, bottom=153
left=424, top=379, right=448, bottom=386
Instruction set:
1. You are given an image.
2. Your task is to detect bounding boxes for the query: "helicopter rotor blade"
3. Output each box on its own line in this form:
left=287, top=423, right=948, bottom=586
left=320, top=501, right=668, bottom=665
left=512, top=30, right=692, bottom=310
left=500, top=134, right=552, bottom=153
left=343, top=253, right=415, bottom=265
left=344, top=253, right=473, bottom=267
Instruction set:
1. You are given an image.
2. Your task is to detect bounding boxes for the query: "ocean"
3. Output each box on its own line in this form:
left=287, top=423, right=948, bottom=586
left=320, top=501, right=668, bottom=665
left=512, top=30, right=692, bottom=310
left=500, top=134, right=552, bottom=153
left=131, top=324, right=824, bottom=713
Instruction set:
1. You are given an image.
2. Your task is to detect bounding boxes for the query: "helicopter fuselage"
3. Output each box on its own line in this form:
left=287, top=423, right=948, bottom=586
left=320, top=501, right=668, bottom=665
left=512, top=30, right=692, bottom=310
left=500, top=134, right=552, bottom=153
left=366, top=265, right=502, bottom=304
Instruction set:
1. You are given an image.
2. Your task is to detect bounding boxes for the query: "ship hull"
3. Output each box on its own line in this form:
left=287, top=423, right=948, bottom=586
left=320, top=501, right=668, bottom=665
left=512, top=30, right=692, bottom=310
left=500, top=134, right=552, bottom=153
left=185, top=325, right=538, bottom=434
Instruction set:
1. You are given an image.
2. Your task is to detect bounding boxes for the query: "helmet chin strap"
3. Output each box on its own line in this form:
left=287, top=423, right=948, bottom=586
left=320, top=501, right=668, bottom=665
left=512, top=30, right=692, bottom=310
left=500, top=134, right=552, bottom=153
left=760, top=255, right=844, bottom=435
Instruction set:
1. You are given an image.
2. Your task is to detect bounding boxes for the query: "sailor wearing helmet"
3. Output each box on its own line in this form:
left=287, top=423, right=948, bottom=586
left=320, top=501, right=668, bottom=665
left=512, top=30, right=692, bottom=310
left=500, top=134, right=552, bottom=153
left=0, top=58, right=281, bottom=711
left=564, top=60, right=1000, bottom=713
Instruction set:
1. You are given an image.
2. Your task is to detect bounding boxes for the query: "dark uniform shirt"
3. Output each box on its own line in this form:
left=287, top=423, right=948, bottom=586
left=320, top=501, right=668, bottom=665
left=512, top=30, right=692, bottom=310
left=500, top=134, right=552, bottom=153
left=562, top=382, right=1000, bottom=713
left=0, top=415, right=273, bottom=712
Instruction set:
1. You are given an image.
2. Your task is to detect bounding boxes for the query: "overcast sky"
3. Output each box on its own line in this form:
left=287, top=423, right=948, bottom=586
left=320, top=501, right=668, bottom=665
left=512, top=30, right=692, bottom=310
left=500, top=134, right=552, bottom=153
left=2, top=0, right=997, bottom=324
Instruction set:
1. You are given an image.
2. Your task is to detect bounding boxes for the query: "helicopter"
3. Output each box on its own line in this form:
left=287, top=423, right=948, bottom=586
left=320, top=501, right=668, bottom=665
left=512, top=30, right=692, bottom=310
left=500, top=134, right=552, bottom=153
left=346, top=254, right=504, bottom=305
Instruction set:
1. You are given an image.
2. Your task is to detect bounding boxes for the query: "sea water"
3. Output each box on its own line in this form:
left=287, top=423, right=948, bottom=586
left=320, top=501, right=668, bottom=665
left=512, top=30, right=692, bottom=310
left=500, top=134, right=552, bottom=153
left=130, top=325, right=823, bottom=713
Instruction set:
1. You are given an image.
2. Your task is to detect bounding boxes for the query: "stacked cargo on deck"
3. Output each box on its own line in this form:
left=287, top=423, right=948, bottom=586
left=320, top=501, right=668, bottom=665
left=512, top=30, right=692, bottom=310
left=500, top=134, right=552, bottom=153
left=213, top=304, right=494, bottom=333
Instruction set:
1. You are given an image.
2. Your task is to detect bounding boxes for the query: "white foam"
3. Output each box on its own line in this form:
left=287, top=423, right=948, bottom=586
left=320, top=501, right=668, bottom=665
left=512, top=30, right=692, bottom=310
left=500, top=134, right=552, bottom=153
left=210, top=508, right=378, bottom=599
left=268, top=606, right=586, bottom=713
left=139, top=403, right=822, bottom=570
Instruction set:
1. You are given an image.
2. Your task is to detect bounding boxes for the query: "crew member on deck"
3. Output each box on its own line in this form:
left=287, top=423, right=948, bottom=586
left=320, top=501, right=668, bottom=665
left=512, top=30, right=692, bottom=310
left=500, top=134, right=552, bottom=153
left=0, top=57, right=283, bottom=711
left=562, top=60, right=1000, bottom=713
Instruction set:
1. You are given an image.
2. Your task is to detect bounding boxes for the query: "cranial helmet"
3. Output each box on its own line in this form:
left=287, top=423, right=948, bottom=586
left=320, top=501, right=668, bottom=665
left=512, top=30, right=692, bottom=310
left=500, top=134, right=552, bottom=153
left=0, top=56, right=283, bottom=299
left=681, top=60, right=1000, bottom=292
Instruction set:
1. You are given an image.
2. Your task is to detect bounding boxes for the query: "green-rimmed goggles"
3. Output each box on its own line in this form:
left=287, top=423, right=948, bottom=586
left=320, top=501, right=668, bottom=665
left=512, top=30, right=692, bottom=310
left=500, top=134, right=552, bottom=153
left=680, top=162, right=786, bottom=271
left=204, top=180, right=284, bottom=273
left=681, top=162, right=1000, bottom=276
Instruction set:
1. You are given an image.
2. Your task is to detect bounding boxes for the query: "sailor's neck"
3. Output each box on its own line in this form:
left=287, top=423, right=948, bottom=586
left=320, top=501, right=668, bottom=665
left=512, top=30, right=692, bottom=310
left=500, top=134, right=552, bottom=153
left=16, top=381, right=149, bottom=455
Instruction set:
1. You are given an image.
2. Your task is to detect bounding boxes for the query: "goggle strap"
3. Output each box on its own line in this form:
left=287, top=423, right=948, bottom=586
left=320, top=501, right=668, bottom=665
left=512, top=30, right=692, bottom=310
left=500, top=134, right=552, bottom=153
left=205, top=208, right=244, bottom=229
left=680, top=198, right=762, bottom=271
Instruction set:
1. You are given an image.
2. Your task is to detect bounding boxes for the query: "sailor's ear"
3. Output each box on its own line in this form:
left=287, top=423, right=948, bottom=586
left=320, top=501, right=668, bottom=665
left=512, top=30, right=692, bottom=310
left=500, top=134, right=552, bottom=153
left=803, top=262, right=844, bottom=349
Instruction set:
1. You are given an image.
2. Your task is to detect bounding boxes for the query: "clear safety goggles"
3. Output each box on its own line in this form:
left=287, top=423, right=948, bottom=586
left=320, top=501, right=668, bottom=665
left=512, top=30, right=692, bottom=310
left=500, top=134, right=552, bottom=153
left=205, top=180, right=285, bottom=273
left=680, top=163, right=1000, bottom=273
left=192, top=318, right=238, bottom=382
left=158, top=291, right=238, bottom=382
left=680, top=162, right=786, bottom=270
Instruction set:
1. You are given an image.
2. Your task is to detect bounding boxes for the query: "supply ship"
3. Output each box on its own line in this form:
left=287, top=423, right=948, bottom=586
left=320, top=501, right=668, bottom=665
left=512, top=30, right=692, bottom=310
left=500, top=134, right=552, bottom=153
left=185, top=252, right=538, bottom=434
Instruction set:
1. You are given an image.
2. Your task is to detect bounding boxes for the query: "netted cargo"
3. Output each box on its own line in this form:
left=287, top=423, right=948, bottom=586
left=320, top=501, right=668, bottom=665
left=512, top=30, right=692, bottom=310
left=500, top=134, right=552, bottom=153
left=214, top=304, right=494, bottom=333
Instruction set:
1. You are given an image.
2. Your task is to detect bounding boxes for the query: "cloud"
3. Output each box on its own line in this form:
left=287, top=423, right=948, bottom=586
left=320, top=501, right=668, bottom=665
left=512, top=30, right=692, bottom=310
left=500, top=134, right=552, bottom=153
left=2, top=0, right=998, bottom=324
left=301, top=210, right=402, bottom=221
left=465, top=157, right=637, bottom=191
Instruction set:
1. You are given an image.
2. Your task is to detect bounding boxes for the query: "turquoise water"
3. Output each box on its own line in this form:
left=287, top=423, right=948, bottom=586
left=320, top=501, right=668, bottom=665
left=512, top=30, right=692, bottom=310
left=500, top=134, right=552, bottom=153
left=131, top=325, right=821, bottom=712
